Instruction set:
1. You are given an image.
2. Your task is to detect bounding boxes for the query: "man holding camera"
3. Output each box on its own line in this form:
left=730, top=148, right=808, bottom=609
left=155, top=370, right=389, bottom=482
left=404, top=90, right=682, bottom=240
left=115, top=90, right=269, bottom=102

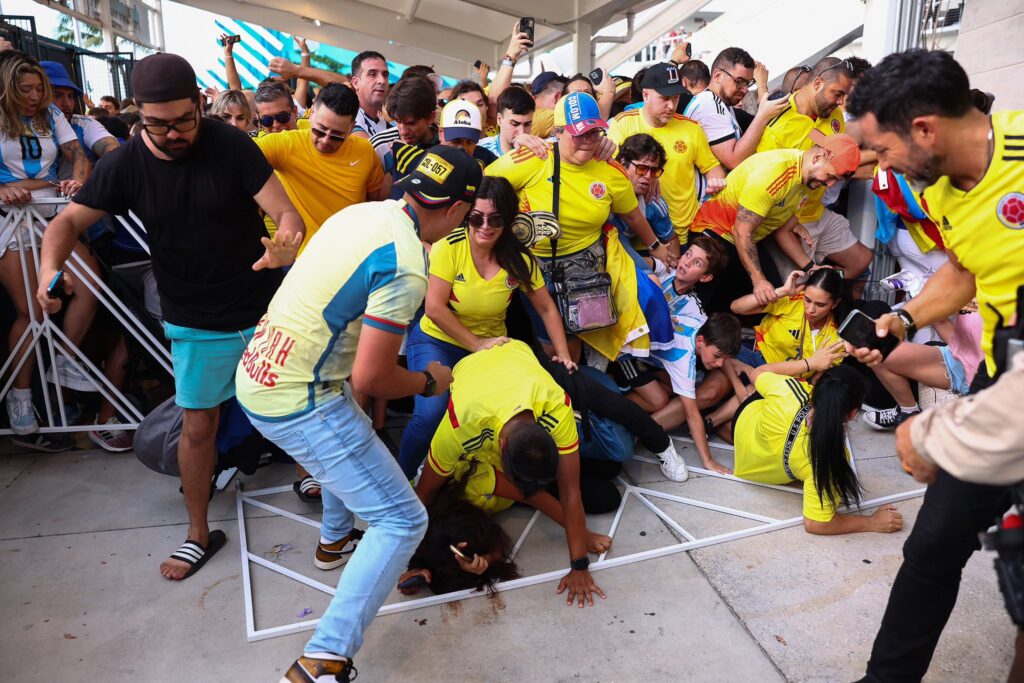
left=846, top=49, right=1024, bottom=681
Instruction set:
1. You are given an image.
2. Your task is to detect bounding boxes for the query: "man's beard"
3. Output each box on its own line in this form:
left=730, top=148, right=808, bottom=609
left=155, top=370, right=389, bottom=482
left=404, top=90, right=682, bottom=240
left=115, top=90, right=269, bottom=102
left=905, top=146, right=943, bottom=192
left=153, top=138, right=193, bottom=160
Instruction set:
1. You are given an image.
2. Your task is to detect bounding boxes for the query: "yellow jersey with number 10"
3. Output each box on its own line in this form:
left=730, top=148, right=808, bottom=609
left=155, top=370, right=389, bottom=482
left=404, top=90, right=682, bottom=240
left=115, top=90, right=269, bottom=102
left=921, top=110, right=1024, bottom=376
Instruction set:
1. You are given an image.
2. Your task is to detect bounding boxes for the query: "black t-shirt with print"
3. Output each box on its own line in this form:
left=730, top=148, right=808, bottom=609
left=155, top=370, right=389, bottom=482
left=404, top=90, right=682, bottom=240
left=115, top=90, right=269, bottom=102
left=74, top=118, right=282, bottom=331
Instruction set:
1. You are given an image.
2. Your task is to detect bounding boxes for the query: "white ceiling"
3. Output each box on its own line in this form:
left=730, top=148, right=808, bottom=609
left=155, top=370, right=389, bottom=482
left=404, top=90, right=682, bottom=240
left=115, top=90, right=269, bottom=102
left=174, top=0, right=673, bottom=77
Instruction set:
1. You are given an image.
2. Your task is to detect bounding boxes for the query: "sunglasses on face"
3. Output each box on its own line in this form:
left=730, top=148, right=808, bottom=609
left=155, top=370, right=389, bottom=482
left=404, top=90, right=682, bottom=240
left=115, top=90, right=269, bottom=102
left=467, top=211, right=504, bottom=228
left=259, top=110, right=292, bottom=128
left=311, top=126, right=346, bottom=142
left=627, top=161, right=664, bottom=178
left=717, top=67, right=754, bottom=89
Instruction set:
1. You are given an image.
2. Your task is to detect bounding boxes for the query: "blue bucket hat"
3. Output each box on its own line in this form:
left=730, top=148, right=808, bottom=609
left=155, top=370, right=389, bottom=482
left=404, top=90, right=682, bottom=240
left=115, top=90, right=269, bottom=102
left=40, top=61, right=83, bottom=94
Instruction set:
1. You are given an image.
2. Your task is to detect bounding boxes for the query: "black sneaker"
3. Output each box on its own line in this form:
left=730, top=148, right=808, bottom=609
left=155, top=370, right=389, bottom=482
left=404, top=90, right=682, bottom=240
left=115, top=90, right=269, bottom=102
left=10, top=432, right=74, bottom=453
left=279, top=655, right=357, bottom=682
left=862, top=407, right=917, bottom=431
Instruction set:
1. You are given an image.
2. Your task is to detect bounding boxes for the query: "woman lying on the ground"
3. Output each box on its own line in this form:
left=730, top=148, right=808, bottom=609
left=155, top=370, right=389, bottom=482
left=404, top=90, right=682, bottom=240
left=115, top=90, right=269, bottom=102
left=730, top=266, right=847, bottom=381
left=397, top=484, right=520, bottom=596
left=715, top=364, right=904, bottom=535
left=861, top=307, right=982, bottom=431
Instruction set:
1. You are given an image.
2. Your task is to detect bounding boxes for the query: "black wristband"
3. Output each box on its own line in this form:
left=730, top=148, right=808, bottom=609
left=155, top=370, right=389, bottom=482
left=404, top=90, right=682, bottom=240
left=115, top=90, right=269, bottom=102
left=800, top=260, right=815, bottom=273
left=894, top=309, right=917, bottom=340
left=420, top=370, right=436, bottom=397
left=570, top=556, right=590, bottom=571
left=648, top=239, right=662, bottom=251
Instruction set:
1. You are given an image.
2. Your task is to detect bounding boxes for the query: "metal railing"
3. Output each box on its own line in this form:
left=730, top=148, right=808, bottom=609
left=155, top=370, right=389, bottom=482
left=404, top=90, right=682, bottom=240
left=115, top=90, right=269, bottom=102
left=0, top=199, right=171, bottom=435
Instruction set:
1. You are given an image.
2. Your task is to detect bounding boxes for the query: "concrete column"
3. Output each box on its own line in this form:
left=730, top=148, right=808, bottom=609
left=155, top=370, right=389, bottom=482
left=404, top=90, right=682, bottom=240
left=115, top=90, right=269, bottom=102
left=955, top=0, right=1024, bottom=110
left=572, top=19, right=592, bottom=75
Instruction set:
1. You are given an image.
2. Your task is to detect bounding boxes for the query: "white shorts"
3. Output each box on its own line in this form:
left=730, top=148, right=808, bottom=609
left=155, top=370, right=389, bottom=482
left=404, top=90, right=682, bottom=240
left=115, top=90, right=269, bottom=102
left=802, top=209, right=860, bottom=261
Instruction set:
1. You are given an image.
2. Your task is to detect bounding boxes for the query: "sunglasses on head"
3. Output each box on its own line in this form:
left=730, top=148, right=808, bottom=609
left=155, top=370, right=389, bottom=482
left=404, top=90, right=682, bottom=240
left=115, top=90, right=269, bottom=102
left=311, top=126, right=346, bottom=142
left=817, top=58, right=855, bottom=79
left=626, top=160, right=664, bottom=178
left=259, top=110, right=292, bottom=128
left=467, top=211, right=504, bottom=228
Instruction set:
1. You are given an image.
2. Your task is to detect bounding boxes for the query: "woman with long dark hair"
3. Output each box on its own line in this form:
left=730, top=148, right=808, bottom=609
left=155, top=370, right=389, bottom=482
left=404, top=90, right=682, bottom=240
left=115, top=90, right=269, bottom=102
left=397, top=176, right=573, bottom=479
left=730, top=266, right=848, bottom=380
left=728, top=364, right=904, bottom=535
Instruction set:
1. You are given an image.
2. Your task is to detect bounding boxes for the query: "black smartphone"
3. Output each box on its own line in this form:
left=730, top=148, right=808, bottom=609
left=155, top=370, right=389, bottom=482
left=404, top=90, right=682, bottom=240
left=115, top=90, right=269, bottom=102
left=46, top=270, right=64, bottom=299
left=219, top=34, right=241, bottom=47
left=474, top=59, right=482, bottom=69
left=767, top=90, right=788, bottom=101
left=838, top=309, right=900, bottom=359
left=685, top=42, right=693, bottom=58
left=519, top=17, right=535, bottom=45
left=397, top=574, right=427, bottom=590
left=589, top=68, right=604, bottom=85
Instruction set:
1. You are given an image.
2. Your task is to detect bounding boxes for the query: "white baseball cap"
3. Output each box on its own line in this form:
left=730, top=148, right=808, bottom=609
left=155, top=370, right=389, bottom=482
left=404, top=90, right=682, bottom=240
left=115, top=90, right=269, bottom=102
left=441, top=99, right=482, bottom=142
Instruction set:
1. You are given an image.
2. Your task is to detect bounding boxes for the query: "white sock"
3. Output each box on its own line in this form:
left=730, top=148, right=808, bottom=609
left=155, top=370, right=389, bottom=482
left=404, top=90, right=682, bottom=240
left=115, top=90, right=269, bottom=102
left=304, top=651, right=346, bottom=662
left=899, top=404, right=920, bottom=413
left=10, top=387, right=31, bottom=400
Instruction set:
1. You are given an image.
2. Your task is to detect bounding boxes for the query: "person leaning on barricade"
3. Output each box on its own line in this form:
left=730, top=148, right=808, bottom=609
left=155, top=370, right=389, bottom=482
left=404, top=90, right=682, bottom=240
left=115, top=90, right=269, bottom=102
left=0, top=50, right=95, bottom=451
left=36, top=52, right=304, bottom=583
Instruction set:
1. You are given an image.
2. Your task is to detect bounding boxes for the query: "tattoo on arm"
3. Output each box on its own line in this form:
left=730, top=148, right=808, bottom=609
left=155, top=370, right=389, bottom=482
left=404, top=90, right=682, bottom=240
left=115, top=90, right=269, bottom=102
left=60, top=141, right=88, bottom=182
left=92, top=137, right=120, bottom=157
left=734, top=205, right=766, bottom=279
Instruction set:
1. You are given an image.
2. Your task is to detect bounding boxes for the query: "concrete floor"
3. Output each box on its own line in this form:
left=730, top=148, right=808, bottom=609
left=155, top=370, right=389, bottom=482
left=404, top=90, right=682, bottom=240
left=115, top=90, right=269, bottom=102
left=0, top=420, right=1013, bottom=682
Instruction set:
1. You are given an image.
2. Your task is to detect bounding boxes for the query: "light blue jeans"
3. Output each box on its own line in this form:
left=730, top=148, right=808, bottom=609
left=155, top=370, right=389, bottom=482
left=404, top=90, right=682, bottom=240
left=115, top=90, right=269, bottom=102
left=248, top=392, right=428, bottom=658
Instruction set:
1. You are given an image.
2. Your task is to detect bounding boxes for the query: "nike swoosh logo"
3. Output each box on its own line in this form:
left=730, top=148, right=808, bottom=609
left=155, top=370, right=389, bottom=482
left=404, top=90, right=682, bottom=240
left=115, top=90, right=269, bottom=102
left=349, top=160, right=360, bottom=166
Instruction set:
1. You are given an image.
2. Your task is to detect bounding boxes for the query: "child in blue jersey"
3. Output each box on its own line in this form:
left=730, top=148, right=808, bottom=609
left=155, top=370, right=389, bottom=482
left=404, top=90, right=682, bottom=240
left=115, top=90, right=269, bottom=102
left=612, top=236, right=739, bottom=474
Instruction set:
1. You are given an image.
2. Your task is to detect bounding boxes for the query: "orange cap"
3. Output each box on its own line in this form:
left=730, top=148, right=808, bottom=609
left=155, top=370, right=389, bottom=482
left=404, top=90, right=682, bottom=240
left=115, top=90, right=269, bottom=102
left=809, top=129, right=861, bottom=176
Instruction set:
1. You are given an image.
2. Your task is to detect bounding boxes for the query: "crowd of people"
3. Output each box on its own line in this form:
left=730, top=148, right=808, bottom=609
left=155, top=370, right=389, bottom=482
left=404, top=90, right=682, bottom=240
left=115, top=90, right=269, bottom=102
left=0, top=21, right=1019, bottom=681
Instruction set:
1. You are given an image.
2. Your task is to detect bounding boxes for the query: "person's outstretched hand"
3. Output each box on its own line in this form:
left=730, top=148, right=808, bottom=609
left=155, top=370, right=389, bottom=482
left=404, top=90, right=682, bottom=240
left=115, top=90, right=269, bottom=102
left=253, top=230, right=303, bottom=271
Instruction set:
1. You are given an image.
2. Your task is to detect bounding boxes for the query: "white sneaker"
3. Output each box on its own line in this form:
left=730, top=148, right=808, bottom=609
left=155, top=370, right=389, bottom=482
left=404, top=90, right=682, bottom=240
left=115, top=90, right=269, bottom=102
left=5, top=392, right=38, bottom=435
left=653, top=441, right=688, bottom=482
left=46, top=355, right=97, bottom=392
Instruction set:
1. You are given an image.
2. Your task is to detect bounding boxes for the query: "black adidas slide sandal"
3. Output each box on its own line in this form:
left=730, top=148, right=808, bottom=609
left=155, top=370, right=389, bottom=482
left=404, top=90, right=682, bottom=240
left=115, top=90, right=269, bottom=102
left=169, top=529, right=227, bottom=580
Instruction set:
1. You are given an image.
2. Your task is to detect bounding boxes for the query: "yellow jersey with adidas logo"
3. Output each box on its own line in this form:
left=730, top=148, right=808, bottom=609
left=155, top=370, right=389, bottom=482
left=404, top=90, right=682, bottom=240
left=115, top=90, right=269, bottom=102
left=753, top=294, right=842, bottom=378
left=418, top=227, right=546, bottom=349
left=427, top=340, right=579, bottom=488
left=921, top=110, right=1024, bottom=375
left=756, top=94, right=845, bottom=223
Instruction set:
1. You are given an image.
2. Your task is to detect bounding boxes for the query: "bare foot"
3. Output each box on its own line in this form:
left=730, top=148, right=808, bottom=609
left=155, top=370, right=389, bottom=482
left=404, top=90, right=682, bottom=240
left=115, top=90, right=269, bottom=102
left=160, top=528, right=209, bottom=580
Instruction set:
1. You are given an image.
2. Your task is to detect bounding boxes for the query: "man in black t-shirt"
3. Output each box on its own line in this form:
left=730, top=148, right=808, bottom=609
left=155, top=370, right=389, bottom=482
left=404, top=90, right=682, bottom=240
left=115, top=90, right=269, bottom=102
left=37, top=53, right=304, bottom=582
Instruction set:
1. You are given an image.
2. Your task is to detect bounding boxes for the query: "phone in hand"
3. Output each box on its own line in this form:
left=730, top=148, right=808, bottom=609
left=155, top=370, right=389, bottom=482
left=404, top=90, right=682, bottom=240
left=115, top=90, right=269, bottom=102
left=519, top=17, right=535, bottom=45
left=838, top=309, right=900, bottom=359
left=686, top=42, right=693, bottom=58
left=767, top=90, right=788, bottom=101
left=219, top=34, right=241, bottom=47
left=397, top=574, right=428, bottom=590
left=474, top=59, right=482, bottom=69
left=46, top=270, right=65, bottom=299
left=589, top=68, right=604, bottom=85
left=449, top=543, right=471, bottom=561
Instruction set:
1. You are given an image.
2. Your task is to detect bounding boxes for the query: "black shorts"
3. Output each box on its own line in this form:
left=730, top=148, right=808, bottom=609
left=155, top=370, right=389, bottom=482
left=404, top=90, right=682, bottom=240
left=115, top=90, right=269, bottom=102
left=609, top=356, right=658, bottom=390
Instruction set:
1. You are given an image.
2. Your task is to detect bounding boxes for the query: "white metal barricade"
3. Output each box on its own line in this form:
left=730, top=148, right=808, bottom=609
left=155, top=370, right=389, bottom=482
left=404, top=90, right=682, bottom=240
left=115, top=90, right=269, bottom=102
left=0, top=199, right=172, bottom=435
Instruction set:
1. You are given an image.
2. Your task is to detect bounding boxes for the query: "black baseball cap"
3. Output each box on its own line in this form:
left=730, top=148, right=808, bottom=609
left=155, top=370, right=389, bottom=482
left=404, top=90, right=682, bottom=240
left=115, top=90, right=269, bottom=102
left=131, top=53, right=199, bottom=104
left=531, top=71, right=565, bottom=95
left=396, top=145, right=482, bottom=208
left=642, top=62, right=686, bottom=96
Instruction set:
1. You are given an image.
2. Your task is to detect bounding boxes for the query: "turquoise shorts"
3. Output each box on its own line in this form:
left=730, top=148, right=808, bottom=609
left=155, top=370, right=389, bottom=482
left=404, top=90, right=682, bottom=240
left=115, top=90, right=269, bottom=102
left=164, top=322, right=256, bottom=410
left=938, top=344, right=970, bottom=395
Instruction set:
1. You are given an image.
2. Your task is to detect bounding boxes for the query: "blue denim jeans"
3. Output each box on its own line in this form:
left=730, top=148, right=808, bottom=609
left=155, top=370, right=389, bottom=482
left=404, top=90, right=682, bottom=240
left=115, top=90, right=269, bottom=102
left=397, top=325, right=470, bottom=478
left=248, top=393, right=428, bottom=658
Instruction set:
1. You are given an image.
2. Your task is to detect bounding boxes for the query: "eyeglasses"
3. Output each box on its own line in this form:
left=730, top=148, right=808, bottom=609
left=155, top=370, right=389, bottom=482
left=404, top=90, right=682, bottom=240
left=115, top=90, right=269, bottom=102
left=626, top=161, right=664, bottom=178
left=259, top=110, right=292, bottom=128
left=311, top=126, right=346, bottom=143
left=717, top=67, right=754, bottom=89
left=817, top=59, right=854, bottom=80
left=140, top=107, right=199, bottom=136
left=467, top=211, right=504, bottom=228
left=572, top=129, right=606, bottom=143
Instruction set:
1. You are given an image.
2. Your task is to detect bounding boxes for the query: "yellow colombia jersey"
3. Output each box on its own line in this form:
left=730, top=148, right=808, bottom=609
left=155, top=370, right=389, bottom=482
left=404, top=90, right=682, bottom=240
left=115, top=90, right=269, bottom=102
left=427, top=340, right=579, bottom=511
left=531, top=108, right=555, bottom=139
left=922, top=109, right=1024, bottom=375
left=255, top=130, right=384, bottom=251
left=754, top=294, right=842, bottom=378
left=486, top=145, right=637, bottom=257
left=691, top=149, right=806, bottom=244
left=733, top=372, right=839, bottom=522
left=756, top=94, right=845, bottom=223
left=419, top=227, right=545, bottom=349
left=236, top=200, right=428, bottom=421
left=607, top=110, right=721, bottom=238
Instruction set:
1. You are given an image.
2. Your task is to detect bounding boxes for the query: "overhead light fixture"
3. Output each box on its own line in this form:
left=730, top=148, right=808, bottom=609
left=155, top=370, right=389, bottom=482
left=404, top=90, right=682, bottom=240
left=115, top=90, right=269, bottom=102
left=300, top=16, right=321, bottom=27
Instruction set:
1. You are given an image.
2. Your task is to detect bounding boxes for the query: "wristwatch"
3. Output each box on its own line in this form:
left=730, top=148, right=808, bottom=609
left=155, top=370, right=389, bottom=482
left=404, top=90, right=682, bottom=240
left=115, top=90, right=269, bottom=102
left=502, top=55, right=517, bottom=67
left=420, top=370, right=437, bottom=397
left=894, top=309, right=917, bottom=340
left=800, top=260, right=816, bottom=273
left=648, top=239, right=662, bottom=252
left=570, top=556, right=590, bottom=571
